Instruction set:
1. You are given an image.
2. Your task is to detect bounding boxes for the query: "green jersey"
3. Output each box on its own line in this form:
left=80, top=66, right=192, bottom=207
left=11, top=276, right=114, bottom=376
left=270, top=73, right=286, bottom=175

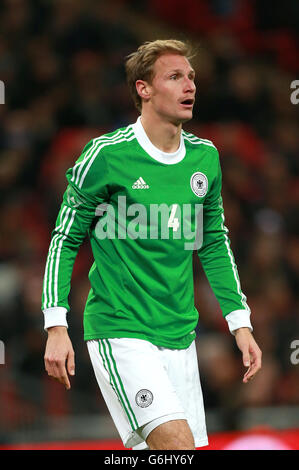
left=42, top=117, right=252, bottom=349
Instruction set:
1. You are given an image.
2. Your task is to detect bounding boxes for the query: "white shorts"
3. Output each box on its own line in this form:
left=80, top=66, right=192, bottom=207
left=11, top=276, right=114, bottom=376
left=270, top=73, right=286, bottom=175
left=87, top=338, right=208, bottom=449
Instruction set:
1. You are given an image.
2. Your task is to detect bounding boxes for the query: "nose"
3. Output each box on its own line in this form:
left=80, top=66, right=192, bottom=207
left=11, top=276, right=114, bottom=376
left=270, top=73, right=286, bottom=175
left=183, top=76, right=196, bottom=93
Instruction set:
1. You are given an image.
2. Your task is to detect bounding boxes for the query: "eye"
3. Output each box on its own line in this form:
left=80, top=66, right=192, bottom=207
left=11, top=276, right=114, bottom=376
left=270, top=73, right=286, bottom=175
left=170, top=74, right=178, bottom=80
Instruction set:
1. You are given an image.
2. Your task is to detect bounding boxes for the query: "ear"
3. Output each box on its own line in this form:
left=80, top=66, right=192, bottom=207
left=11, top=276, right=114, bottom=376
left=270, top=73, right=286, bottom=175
left=135, top=80, right=151, bottom=102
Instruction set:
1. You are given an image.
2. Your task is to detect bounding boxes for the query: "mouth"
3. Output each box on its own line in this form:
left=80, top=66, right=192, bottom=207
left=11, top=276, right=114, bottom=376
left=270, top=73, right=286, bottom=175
left=180, top=98, right=194, bottom=108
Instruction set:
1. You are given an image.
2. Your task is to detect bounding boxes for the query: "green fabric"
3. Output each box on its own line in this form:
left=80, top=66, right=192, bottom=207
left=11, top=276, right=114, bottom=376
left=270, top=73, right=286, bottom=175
left=42, top=123, right=249, bottom=349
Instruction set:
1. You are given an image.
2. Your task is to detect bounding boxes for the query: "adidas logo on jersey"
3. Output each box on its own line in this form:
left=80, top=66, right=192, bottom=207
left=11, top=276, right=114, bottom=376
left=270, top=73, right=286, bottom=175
left=132, top=177, right=149, bottom=189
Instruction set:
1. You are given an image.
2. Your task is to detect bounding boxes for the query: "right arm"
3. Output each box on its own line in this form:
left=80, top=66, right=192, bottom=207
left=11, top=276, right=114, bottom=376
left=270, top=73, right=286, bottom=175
left=42, top=139, right=109, bottom=388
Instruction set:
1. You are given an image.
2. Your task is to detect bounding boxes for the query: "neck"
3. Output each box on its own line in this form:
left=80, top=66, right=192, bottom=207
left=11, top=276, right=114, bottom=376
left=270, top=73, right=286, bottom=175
left=140, top=110, right=182, bottom=153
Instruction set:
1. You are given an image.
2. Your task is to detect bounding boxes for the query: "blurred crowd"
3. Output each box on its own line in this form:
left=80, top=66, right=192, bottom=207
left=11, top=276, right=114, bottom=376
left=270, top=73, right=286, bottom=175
left=0, top=0, right=298, bottom=439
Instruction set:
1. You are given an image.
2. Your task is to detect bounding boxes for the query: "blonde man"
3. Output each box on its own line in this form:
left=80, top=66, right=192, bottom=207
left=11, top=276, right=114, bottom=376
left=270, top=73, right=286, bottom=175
left=43, top=39, right=262, bottom=450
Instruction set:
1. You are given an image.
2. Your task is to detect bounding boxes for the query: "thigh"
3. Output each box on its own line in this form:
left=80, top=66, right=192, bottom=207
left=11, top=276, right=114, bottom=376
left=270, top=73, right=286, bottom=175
left=162, top=340, right=209, bottom=448
left=146, top=419, right=195, bottom=450
left=87, top=338, right=186, bottom=448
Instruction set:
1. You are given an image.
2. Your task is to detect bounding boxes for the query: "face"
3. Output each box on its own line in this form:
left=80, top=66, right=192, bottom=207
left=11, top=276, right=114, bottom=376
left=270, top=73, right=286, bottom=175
left=139, top=53, right=196, bottom=125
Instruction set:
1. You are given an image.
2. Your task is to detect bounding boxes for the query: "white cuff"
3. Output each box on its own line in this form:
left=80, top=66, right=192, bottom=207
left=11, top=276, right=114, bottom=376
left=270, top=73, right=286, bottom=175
left=43, top=307, right=68, bottom=330
left=225, top=309, right=252, bottom=335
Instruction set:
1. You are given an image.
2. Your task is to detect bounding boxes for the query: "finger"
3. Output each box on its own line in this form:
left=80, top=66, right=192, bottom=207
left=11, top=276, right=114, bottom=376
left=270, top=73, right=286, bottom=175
left=67, top=350, right=75, bottom=377
left=243, top=368, right=253, bottom=383
left=248, top=347, right=262, bottom=373
left=44, top=357, right=56, bottom=378
left=47, top=359, right=70, bottom=389
left=243, top=357, right=261, bottom=383
left=56, top=361, right=71, bottom=389
left=243, top=370, right=256, bottom=383
left=242, top=350, right=251, bottom=368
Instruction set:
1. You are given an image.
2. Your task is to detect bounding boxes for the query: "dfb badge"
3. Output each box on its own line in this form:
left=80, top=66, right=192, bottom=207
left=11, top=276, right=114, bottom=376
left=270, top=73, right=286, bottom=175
left=190, top=172, right=208, bottom=197
left=135, top=389, right=153, bottom=408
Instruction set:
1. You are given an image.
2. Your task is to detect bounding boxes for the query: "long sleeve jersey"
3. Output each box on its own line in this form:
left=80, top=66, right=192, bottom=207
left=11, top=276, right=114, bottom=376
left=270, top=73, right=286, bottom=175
left=42, top=117, right=252, bottom=349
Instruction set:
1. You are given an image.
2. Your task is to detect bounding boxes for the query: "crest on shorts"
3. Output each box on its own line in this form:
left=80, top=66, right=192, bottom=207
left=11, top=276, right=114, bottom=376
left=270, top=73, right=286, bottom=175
left=190, top=172, right=208, bottom=197
left=135, top=389, right=153, bottom=408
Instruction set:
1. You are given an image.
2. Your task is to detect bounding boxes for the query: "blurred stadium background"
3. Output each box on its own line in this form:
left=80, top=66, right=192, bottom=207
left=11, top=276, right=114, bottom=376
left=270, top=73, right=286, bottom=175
left=0, top=0, right=298, bottom=450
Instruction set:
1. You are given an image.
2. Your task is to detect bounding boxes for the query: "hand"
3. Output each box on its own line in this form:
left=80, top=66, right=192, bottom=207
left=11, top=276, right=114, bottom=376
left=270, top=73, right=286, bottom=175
left=44, top=326, right=75, bottom=390
left=234, top=327, right=262, bottom=384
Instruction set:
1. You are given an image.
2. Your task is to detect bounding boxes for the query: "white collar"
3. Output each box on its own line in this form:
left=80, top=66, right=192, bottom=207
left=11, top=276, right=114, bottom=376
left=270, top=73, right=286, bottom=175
left=132, top=116, right=186, bottom=165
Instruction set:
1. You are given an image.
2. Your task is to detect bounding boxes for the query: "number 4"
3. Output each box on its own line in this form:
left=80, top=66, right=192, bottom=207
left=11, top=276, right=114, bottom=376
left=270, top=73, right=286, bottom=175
left=168, top=204, right=180, bottom=232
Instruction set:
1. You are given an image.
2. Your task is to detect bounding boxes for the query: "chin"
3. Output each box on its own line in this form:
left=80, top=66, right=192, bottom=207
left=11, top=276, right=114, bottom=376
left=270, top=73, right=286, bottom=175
left=179, top=111, right=193, bottom=124
left=168, top=111, right=193, bottom=126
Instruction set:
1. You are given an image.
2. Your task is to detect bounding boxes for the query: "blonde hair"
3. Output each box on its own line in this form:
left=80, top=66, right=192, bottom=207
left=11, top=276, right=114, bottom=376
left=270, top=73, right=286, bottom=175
left=125, top=39, right=195, bottom=111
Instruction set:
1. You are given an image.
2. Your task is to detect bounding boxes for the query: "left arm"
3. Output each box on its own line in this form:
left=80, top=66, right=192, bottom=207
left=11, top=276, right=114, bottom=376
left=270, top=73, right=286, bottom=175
left=197, top=149, right=262, bottom=381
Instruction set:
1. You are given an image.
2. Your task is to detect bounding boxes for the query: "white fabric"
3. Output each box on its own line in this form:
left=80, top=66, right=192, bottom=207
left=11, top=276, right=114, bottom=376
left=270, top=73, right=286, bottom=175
left=225, top=309, right=252, bottom=335
left=43, top=306, right=68, bottom=330
left=132, top=116, right=186, bottom=165
left=87, top=337, right=208, bottom=449
left=43, top=306, right=253, bottom=335
left=133, top=412, right=185, bottom=450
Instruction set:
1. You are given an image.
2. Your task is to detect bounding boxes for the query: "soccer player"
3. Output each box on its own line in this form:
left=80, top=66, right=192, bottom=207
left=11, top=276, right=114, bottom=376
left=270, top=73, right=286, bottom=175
left=42, top=39, right=262, bottom=450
